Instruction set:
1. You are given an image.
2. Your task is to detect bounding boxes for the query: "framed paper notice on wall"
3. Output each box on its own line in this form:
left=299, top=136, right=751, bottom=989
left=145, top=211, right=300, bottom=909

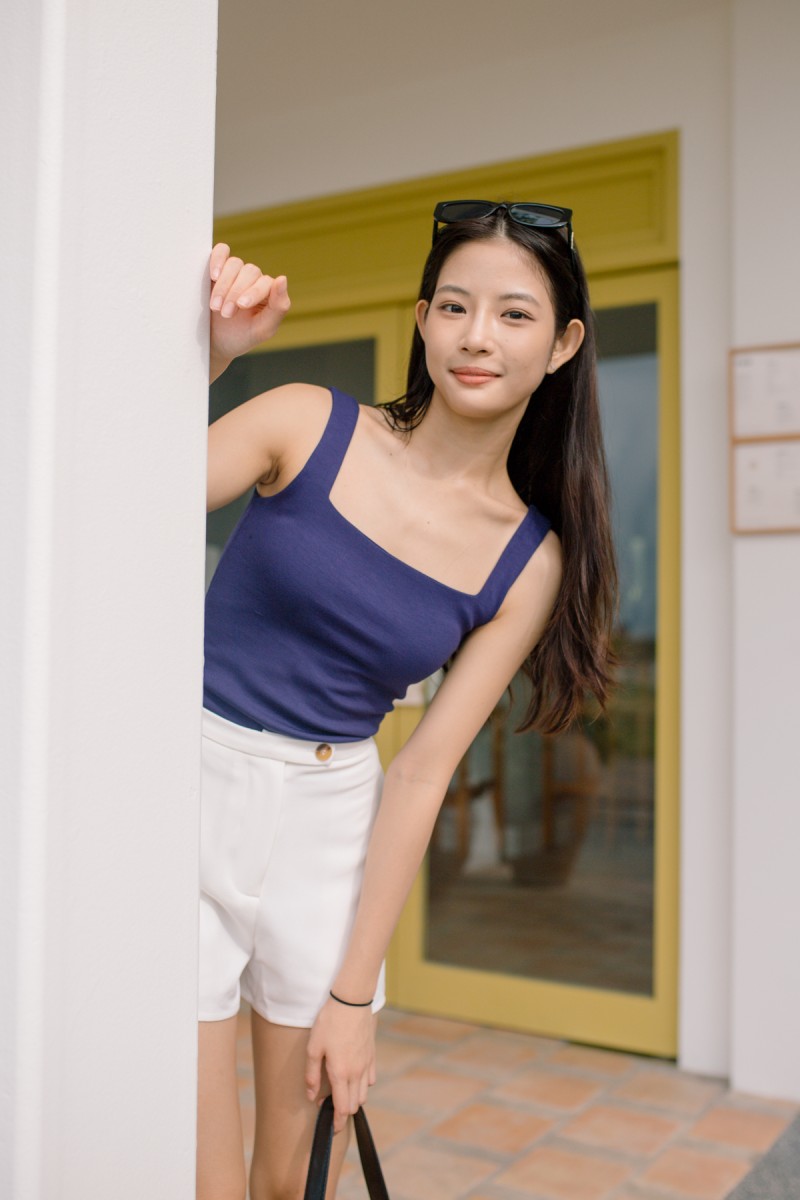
left=730, top=342, right=800, bottom=534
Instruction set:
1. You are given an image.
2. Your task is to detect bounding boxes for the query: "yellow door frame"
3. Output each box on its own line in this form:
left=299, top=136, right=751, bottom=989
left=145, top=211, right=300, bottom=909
left=214, top=130, right=680, bottom=1056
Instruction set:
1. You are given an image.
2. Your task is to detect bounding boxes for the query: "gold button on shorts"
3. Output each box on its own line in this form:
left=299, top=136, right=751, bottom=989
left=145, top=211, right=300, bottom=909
left=315, top=742, right=333, bottom=762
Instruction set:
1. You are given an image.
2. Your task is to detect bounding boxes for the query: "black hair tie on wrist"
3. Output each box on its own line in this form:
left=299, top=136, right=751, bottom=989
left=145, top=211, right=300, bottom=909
left=329, top=989, right=373, bottom=1008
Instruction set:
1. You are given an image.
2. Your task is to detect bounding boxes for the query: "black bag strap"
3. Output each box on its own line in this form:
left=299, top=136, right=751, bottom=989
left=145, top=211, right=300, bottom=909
left=353, top=1104, right=390, bottom=1200
left=304, top=1095, right=390, bottom=1200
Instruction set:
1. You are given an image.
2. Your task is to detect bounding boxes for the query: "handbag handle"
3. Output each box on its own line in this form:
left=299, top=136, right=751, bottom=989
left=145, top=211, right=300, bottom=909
left=304, top=1095, right=390, bottom=1200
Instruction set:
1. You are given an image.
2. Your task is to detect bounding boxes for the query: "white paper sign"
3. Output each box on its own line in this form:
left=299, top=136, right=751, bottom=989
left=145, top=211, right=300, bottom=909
left=732, top=347, right=800, bottom=438
left=733, top=440, right=800, bottom=531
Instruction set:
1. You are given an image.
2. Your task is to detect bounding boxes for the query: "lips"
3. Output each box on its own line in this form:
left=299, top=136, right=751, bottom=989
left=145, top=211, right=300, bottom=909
left=450, top=367, right=498, bottom=384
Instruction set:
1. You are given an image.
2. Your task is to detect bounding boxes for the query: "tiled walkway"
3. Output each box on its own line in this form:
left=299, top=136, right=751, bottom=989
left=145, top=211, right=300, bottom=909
left=235, top=1006, right=797, bottom=1200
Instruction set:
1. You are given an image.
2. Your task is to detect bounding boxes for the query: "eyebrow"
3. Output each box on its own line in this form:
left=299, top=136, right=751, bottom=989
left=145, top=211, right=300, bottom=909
left=434, top=284, right=541, bottom=307
left=500, top=291, right=541, bottom=305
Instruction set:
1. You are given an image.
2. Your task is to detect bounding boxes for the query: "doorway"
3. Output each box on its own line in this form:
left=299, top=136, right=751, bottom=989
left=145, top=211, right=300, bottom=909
left=212, top=132, right=680, bottom=1055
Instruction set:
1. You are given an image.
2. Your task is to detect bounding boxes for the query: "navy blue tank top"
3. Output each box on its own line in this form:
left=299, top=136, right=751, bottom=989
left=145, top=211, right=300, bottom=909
left=203, top=388, right=551, bottom=741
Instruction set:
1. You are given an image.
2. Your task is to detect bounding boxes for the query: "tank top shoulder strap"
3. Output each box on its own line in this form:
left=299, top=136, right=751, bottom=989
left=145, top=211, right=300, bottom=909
left=296, top=387, right=360, bottom=497
left=477, top=505, right=553, bottom=619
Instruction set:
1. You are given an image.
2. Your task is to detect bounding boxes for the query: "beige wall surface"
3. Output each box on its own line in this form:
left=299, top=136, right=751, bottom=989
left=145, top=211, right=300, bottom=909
left=729, top=0, right=800, bottom=1102
left=213, top=0, right=720, bottom=215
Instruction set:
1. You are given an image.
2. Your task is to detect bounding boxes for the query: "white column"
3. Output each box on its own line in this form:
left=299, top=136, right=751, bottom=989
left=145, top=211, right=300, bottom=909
left=730, top=0, right=800, bottom=1101
left=675, top=8, right=734, bottom=1080
left=0, top=1, right=218, bottom=1195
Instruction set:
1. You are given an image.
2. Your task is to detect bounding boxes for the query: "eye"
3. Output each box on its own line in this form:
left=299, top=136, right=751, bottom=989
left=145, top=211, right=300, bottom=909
left=440, top=302, right=466, bottom=314
left=504, top=309, right=532, bottom=321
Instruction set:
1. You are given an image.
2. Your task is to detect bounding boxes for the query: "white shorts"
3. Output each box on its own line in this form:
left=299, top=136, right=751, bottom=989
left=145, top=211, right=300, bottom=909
left=199, top=708, right=386, bottom=1027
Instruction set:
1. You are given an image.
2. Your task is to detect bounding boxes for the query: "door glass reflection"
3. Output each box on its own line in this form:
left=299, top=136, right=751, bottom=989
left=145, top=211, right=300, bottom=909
left=425, top=304, right=659, bottom=996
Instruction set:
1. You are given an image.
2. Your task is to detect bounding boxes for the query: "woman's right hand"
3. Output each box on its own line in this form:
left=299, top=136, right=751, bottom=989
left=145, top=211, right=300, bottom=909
left=306, top=997, right=376, bottom=1134
left=209, top=242, right=291, bottom=372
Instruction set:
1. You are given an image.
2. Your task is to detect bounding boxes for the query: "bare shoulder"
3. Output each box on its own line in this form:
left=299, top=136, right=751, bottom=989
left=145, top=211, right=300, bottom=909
left=207, top=382, right=333, bottom=511
left=210, top=380, right=330, bottom=441
left=251, top=383, right=333, bottom=492
left=248, top=381, right=332, bottom=440
left=528, top=526, right=563, bottom=580
left=357, top=399, right=405, bottom=448
left=497, top=528, right=563, bottom=624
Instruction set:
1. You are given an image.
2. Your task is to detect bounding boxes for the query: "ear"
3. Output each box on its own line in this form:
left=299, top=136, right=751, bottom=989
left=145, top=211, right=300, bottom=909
left=546, top=318, right=585, bottom=374
left=415, top=298, right=429, bottom=340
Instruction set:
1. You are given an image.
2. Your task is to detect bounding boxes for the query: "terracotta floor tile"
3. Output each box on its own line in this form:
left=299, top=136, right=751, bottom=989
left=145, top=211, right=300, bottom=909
left=457, top=1195, right=508, bottom=1200
left=613, top=1070, right=724, bottom=1116
left=376, top=1007, right=406, bottom=1027
left=495, top=1145, right=631, bottom=1199
left=369, top=1065, right=486, bottom=1116
left=380, top=1142, right=498, bottom=1200
left=336, top=1169, right=370, bottom=1200
left=375, top=1036, right=432, bottom=1078
left=435, top=1030, right=545, bottom=1079
left=610, top=1189, right=681, bottom=1199
left=549, top=1045, right=636, bottom=1078
left=348, top=1104, right=428, bottom=1155
left=562, top=1103, right=680, bottom=1157
left=493, top=1066, right=602, bottom=1112
left=230, top=1005, right=792, bottom=1200
left=641, top=1146, right=751, bottom=1199
left=432, top=1100, right=554, bottom=1156
left=689, top=1104, right=790, bottom=1153
left=385, top=1014, right=477, bottom=1044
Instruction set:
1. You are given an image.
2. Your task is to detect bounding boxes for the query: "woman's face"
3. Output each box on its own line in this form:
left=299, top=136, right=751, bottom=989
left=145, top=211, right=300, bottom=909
left=415, top=236, right=583, bottom=423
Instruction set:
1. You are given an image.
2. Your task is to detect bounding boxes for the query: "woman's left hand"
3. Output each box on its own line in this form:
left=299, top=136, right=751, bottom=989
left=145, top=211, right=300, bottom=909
left=305, top=997, right=376, bottom=1133
left=208, top=242, right=291, bottom=369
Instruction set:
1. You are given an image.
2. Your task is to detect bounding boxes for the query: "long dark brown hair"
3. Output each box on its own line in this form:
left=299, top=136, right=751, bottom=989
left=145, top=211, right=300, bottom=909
left=382, top=211, right=617, bottom=733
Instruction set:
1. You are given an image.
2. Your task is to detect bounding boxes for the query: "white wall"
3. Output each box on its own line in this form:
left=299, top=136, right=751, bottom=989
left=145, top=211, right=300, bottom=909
left=0, top=1, right=217, bottom=1195
left=214, top=0, right=719, bottom=216
left=215, top=2, right=735, bottom=1078
left=729, top=0, right=800, bottom=1102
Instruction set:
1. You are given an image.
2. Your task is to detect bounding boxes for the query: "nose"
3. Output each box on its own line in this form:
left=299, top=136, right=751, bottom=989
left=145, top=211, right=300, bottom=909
left=460, top=310, right=494, bottom=354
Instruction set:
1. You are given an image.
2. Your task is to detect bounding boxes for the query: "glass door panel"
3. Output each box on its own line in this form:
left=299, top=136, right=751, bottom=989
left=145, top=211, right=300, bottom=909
left=425, top=304, right=657, bottom=996
left=391, top=270, right=679, bottom=1056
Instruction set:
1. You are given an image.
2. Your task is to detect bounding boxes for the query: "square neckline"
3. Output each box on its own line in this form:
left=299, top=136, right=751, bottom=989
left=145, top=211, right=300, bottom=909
left=254, top=388, right=541, bottom=601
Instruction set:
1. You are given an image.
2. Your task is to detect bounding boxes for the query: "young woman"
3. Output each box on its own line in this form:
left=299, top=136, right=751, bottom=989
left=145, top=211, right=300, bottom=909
left=199, top=201, right=616, bottom=1200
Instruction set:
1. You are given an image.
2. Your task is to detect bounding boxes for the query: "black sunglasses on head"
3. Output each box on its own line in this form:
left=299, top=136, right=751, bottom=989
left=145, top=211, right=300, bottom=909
left=432, top=200, right=576, bottom=270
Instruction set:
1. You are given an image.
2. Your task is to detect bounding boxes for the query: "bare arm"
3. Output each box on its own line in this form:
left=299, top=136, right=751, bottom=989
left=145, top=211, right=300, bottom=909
left=305, top=530, right=563, bottom=1129
left=206, top=243, right=317, bottom=511
left=207, top=383, right=332, bottom=511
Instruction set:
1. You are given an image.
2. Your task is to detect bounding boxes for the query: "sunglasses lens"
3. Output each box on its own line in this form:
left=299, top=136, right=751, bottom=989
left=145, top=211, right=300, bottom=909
left=437, top=201, right=496, bottom=222
left=509, top=204, right=571, bottom=228
left=432, top=202, right=576, bottom=270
